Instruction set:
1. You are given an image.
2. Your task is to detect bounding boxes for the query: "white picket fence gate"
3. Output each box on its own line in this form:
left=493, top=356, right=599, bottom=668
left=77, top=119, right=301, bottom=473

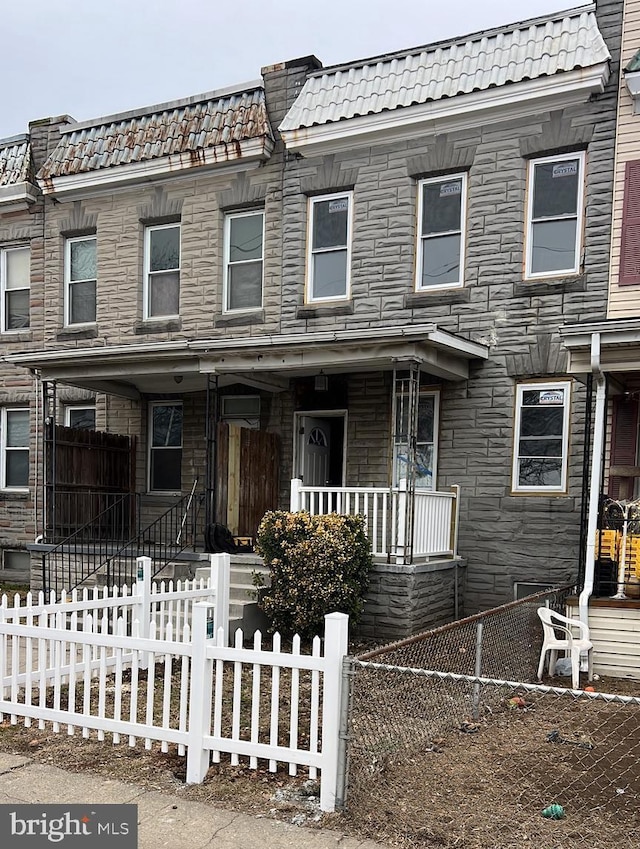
left=0, top=555, right=348, bottom=811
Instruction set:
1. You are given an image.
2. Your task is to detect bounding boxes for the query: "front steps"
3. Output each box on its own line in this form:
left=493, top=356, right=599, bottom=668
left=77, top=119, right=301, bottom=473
left=195, top=553, right=270, bottom=639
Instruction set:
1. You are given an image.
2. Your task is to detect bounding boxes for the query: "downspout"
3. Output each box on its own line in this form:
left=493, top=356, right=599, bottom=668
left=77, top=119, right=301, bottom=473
left=579, top=332, right=606, bottom=633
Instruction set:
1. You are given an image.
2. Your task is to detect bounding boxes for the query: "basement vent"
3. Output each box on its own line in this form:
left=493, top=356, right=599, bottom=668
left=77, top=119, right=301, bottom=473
left=513, top=581, right=553, bottom=601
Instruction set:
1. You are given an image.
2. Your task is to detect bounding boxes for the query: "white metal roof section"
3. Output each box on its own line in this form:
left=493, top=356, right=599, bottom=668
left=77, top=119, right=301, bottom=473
left=560, top=318, right=640, bottom=374
left=280, top=5, right=610, bottom=154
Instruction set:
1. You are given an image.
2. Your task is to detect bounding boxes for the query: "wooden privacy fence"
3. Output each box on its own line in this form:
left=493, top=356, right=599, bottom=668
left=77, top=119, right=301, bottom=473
left=0, top=559, right=349, bottom=812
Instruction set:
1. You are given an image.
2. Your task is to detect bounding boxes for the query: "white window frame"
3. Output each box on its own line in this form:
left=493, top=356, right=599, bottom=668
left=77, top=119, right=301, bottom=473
left=64, top=405, right=96, bottom=430
left=64, top=235, right=97, bottom=327
left=223, top=210, right=265, bottom=313
left=1, top=245, right=30, bottom=332
left=392, top=389, right=440, bottom=490
left=306, top=192, right=353, bottom=303
left=143, top=223, right=181, bottom=320
left=512, top=381, right=571, bottom=494
left=147, top=401, right=183, bottom=494
left=416, top=174, right=467, bottom=291
left=525, top=152, right=586, bottom=280
left=1, top=407, right=29, bottom=491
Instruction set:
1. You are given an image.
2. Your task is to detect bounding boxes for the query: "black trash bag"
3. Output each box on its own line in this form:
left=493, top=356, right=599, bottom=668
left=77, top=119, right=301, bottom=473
left=204, top=523, right=238, bottom=554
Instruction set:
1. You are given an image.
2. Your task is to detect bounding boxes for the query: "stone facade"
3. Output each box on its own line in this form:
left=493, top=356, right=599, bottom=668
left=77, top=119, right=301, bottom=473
left=0, top=4, right=626, bottom=635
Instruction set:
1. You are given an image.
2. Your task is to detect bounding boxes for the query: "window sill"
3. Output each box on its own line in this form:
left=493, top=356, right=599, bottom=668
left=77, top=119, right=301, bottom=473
left=515, top=275, right=586, bottom=295
left=404, top=289, right=470, bottom=308
left=297, top=301, right=354, bottom=319
left=135, top=318, right=182, bottom=334
left=57, top=326, right=98, bottom=341
left=0, top=331, right=32, bottom=342
left=0, top=489, right=30, bottom=499
left=215, top=310, right=265, bottom=328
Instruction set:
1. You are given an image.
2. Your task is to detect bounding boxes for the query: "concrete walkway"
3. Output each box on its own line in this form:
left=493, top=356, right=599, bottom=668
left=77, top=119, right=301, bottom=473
left=0, top=753, right=385, bottom=849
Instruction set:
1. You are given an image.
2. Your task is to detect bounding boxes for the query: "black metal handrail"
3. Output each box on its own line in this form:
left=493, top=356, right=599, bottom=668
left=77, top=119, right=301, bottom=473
left=41, top=492, right=135, bottom=594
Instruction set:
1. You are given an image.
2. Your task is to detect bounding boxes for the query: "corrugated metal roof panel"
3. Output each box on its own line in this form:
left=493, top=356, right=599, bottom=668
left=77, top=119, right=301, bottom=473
left=0, top=138, right=33, bottom=187
left=40, top=88, right=273, bottom=179
left=280, top=7, right=610, bottom=132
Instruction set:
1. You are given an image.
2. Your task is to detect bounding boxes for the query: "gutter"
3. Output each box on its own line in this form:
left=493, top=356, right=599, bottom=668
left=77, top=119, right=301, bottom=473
left=579, top=332, right=606, bottom=645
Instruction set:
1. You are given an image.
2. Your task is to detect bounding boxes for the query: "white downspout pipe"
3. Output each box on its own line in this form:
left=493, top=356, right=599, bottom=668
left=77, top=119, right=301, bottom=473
left=579, top=332, right=606, bottom=638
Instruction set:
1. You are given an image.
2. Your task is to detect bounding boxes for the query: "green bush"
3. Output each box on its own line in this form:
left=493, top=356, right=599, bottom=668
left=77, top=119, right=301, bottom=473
left=254, top=510, right=372, bottom=638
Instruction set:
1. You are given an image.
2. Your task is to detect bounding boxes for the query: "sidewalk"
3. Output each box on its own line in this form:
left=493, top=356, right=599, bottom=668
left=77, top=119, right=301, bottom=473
left=0, top=753, right=385, bottom=848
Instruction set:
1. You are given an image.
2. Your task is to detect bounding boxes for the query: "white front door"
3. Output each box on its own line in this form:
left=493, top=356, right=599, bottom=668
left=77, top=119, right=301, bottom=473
left=299, top=416, right=331, bottom=485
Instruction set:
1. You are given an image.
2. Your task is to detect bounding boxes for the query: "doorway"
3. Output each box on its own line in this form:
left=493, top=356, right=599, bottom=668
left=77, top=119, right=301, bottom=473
left=295, top=411, right=346, bottom=486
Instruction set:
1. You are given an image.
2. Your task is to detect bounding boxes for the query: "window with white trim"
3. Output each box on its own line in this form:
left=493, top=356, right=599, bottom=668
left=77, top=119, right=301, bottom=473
left=512, top=382, right=571, bottom=493
left=307, top=193, right=352, bottom=301
left=144, top=224, right=180, bottom=319
left=417, top=174, right=466, bottom=289
left=65, top=236, right=96, bottom=325
left=393, top=391, right=439, bottom=489
left=1, top=246, right=30, bottom=331
left=525, top=153, right=585, bottom=278
left=64, top=405, right=96, bottom=430
left=1, top=408, right=29, bottom=490
left=148, top=402, right=182, bottom=492
left=224, top=211, right=264, bottom=312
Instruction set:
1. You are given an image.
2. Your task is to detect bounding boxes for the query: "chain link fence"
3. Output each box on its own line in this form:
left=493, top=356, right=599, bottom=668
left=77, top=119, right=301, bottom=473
left=344, top=589, right=640, bottom=848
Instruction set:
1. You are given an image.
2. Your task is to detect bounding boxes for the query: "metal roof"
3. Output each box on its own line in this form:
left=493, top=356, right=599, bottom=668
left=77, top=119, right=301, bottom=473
left=40, top=87, right=273, bottom=179
left=0, top=136, right=34, bottom=187
left=279, top=6, right=610, bottom=132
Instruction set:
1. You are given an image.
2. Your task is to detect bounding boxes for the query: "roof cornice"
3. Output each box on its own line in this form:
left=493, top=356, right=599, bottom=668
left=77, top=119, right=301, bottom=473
left=280, top=64, right=609, bottom=157
left=40, top=137, right=274, bottom=200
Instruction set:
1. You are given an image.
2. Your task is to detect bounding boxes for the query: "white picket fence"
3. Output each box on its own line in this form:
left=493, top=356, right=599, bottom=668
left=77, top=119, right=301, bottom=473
left=0, top=556, right=348, bottom=812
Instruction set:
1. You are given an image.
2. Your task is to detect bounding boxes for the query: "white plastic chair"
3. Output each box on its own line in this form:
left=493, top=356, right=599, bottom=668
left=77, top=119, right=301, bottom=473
left=536, top=607, right=594, bottom=690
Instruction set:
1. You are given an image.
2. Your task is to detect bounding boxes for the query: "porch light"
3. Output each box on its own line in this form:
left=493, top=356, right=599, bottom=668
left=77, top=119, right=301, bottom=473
left=314, top=374, right=328, bottom=392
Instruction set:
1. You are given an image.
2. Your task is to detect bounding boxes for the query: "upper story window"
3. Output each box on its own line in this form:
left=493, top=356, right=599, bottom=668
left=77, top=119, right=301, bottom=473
left=307, top=193, right=352, bottom=302
left=144, top=223, right=180, bottom=319
left=149, top=401, right=182, bottom=493
left=64, top=405, right=96, bottom=430
left=417, top=175, right=466, bottom=289
left=1, top=246, right=30, bottom=331
left=65, top=236, right=96, bottom=326
left=1, top=407, right=29, bottom=490
left=525, top=153, right=585, bottom=278
left=224, top=211, right=264, bottom=312
left=512, top=381, right=571, bottom=494
left=619, top=159, right=640, bottom=285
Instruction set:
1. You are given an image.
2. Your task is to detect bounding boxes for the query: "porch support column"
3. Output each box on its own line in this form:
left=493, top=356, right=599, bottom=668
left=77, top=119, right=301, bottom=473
left=205, top=373, right=219, bottom=532
left=392, top=364, right=420, bottom=564
left=42, top=380, right=57, bottom=545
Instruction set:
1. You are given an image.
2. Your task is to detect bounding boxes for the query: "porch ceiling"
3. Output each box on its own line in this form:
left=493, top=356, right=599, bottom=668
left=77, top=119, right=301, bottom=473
left=561, top=318, right=640, bottom=375
left=5, top=324, right=489, bottom=396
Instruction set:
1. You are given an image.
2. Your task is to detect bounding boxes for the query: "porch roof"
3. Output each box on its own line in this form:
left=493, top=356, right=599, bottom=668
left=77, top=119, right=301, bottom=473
left=560, top=317, right=640, bottom=374
left=6, top=324, right=488, bottom=397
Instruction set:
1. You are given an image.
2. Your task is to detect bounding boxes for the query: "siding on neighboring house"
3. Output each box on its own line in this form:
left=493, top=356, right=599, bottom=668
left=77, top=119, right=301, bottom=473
left=609, top=0, right=640, bottom=316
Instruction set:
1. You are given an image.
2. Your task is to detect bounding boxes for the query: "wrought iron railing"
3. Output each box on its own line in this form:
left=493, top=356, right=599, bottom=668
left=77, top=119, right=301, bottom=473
left=41, top=492, right=135, bottom=594
left=41, top=483, right=204, bottom=594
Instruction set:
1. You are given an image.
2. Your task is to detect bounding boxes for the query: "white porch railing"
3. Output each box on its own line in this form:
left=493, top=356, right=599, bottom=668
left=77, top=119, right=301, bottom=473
left=290, top=479, right=460, bottom=560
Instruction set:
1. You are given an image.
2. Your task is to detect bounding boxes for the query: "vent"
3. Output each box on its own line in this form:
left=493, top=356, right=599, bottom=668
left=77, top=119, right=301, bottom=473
left=513, top=581, right=553, bottom=601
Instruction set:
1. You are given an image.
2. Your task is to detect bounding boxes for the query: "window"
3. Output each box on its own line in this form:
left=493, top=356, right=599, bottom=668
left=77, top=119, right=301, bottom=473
left=1, top=246, right=30, bottom=331
left=64, top=405, right=96, bottom=430
left=393, top=391, right=439, bottom=489
left=1, top=408, right=29, bottom=489
left=417, top=174, right=466, bottom=289
left=526, top=153, right=585, bottom=278
left=144, top=224, right=180, bottom=319
left=221, top=395, right=260, bottom=429
left=65, top=236, right=96, bottom=325
left=307, top=193, right=352, bottom=301
left=619, top=159, right=640, bottom=285
left=512, top=382, right=571, bottom=493
left=149, top=402, right=182, bottom=492
left=2, top=550, right=30, bottom=575
left=224, top=211, right=264, bottom=311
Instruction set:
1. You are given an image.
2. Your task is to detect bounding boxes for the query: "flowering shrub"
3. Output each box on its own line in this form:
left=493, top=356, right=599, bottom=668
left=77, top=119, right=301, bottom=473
left=254, top=511, right=372, bottom=638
